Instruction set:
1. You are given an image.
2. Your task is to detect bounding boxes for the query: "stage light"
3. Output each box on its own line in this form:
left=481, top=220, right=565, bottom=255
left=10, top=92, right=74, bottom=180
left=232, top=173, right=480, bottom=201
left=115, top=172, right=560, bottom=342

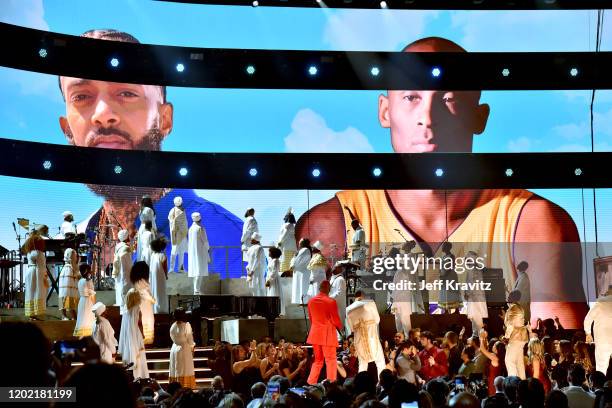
left=176, top=63, right=185, bottom=73
left=114, top=165, right=123, bottom=174
left=435, top=168, right=444, bottom=177
left=249, top=168, right=258, bottom=177
left=312, top=168, right=321, bottom=177
left=380, top=1, right=388, bottom=8
left=370, top=66, right=380, bottom=76
left=502, top=68, right=510, bottom=77
left=373, top=167, right=382, bottom=177
left=570, top=68, right=578, bottom=77
left=308, top=65, right=318, bottom=76
left=575, top=168, right=582, bottom=176
left=246, top=65, right=256, bottom=75
left=252, top=0, right=259, bottom=6
left=110, top=57, right=119, bottom=68
left=431, top=67, right=441, bottom=77
left=505, top=168, right=513, bottom=177
left=38, top=48, right=47, bottom=58
left=42, top=160, right=52, bottom=170
left=179, top=167, right=188, bottom=176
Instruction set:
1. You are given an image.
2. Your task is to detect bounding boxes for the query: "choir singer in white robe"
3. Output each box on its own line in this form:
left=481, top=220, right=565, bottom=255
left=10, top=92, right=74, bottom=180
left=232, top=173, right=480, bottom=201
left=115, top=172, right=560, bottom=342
left=246, top=232, right=266, bottom=296
left=92, top=302, right=118, bottom=364
left=112, top=229, right=133, bottom=314
left=330, top=263, right=347, bottom=337
left=307, top=241, right=327, bottom=299
left=241, top=208, right=259, bottom=261
left=346, top=291, right=386, bottom=376
left=278, top=208, right=297, bottom=273
left=168, top=196, right=188, bottom=272
left=291, top=239, right=312, bottom=305
left=584, top=286, right=612, bottom=373
left=188, top=212, right=209, bottom=295
left=391, top=241, right=424, bottom=336
left=464, top=251, right=488, bottom=336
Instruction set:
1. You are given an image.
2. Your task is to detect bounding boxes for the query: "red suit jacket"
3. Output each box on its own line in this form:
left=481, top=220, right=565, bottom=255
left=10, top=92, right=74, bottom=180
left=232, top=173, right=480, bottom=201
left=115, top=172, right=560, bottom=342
left=306, top=293, right=343, bottom=347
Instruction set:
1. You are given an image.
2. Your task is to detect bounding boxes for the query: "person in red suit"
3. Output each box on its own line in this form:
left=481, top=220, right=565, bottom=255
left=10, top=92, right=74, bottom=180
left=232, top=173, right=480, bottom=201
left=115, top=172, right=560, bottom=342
left=418, top=331, right=449, bottom=381
left=306, top=280, right=344, bottom=384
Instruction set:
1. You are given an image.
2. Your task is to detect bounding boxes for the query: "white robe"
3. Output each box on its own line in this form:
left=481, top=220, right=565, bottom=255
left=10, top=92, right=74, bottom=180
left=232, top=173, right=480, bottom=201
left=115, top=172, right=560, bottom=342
left=246, top=244, right=266, bottom=296
left=60, top=221, right=76, bottom=237
left=58, top=262, right=78, bottom=311
left=346, top=299, right=386, bottom=376
left=266, top=258, right=284, bottom=315
left=290, top=248, right=311, bottom=304
left=118, top=289, right=149, bottom=379
left=169, top=321, right=196, bottom=386
left=138, top=230, right=154, bottom=265
left=392, top=260, right=424, bottom=336
left=241, top=216, right=259, bottom=257
left=74, top=278, right=96, bottom=338
left=187, top=223, right=209, bottom=278
left=168, top=206, right=188, bottom=271
left=150, top=252, right=168, bottom=314
left=464, top=267, right=488, bottom=336
left=278, top=223, right=297, bottom=271
left=24, top=250, right=47, bottom=317
left=93, top=316, right=118, bottom=364
left=307, top=253, right=327, bottom=299
left=330, top=274, right=347, bottom=330
left=136, top=207, right=157, bottom=261
left=584, top=293, right=612, bottom=373
left=350, top=228, right=367, bottom=267
left=112, top=242, right=133, bottom=314
left=135, top=279, right=156, bottom=345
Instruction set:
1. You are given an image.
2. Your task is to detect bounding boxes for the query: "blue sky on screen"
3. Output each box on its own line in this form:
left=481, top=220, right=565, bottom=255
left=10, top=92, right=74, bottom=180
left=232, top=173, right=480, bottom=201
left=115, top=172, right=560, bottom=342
left=0, top=1, right=611, bottom=254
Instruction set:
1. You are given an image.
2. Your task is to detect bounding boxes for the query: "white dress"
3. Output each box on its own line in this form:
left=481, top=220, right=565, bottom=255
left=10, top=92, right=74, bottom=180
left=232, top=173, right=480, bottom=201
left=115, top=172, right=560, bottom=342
left=58, top=256, right=79, bottom=312
left=266, top=258, right=284, bottom=315
left=113, top=242, right=133, bottom=314
left=138, top=230, right=154, bottom=265
left=168, top=206, right=188, bottom=271
left=290, top=248, right=311, bottom=304
left=73, top=278, right=96, bottom=337
left=187, top=223, right=209, bottom=278
left=278, top=223, right=297, bottom=272
left=24, top=250, right=47, bottom=317
left=169, top=321, right=196, bottom=388
left=149, top=252, right=168, bottom=314
left=241, top=216, right=259, bottom=259
left=346, top=299, right=386, bottom=376
left=505, top=327, right=528, bottom=379
left=135, top=279, right=156, bottom=345
left=136, top=207, right=157, bottom=262
left=464, top=267, right=489, bottom=336
left=118, top=289, right=149, bottom=379
left=307, top=253, right=327, bottom=298
left=246, top=244, right=266, bottom=296
left=329, top=274, right=347, bottom=329
left=392, top=254, right=424, bottom=335
left=92, top=316, right=118, bottom=364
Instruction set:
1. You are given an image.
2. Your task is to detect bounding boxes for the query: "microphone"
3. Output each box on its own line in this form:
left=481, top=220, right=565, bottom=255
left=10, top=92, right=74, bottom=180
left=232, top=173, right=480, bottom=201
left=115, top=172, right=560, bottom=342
left=393, top=228, right=400, bottom=232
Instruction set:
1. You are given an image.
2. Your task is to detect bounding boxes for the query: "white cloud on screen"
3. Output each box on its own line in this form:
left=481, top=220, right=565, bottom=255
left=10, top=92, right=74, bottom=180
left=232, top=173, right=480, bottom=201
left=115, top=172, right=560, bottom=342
left=0, top=0, right=49, bottom=30
left=284, top=109, right=374, bottom=153
left=450, top=10, right=593, bottom=52
left=507, top=137, right=532, bottom=152
left=551, top=107, right=612, bottom=150
left=323, top=9, right=438, bottom=51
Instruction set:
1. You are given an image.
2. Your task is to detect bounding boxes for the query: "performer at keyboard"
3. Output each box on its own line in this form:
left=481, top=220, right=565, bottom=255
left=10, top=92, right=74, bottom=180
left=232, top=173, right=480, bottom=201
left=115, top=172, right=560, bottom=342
left=346, top=290, right=386, bottom=376
left=60, top=211, right=77, bottom=238
left=306, top=280, right=344, bottom=384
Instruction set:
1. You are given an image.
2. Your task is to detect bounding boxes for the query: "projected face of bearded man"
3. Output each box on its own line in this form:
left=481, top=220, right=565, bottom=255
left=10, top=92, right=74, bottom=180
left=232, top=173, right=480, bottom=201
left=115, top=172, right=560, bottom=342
left=58, top=29, right=173, bottom=200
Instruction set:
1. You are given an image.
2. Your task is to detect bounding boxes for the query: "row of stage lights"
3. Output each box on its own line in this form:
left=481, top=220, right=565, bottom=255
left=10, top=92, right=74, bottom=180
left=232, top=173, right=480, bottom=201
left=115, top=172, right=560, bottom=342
left=40, top=159, right=585, bottom=178
left=37, top=48, right=583, bottom=79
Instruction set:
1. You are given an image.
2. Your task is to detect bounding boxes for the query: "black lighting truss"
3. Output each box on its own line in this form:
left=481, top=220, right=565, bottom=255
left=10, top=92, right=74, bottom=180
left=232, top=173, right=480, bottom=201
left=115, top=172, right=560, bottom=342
left=1, top=23, right=612, bottom=90
left=1, top=138, right=610, bottom=190
left=156, top=0, right=612, bottom=11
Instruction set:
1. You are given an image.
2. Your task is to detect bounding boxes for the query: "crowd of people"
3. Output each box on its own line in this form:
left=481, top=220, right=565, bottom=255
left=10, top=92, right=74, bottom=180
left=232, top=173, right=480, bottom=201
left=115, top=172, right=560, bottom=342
left=2, top=304, right=611, bottom=408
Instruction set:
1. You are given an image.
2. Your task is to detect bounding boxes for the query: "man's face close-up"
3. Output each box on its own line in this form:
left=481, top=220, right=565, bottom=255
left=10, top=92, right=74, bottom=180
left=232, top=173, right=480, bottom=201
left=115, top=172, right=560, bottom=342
left=379, top=89, right=488, bottom=153
left=59, top=78, right=172, bottom=150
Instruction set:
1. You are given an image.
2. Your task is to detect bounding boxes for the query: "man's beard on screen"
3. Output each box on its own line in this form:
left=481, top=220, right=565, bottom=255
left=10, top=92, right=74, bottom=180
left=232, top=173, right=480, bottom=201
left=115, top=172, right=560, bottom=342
left=85, top=125, right=166, bottom=201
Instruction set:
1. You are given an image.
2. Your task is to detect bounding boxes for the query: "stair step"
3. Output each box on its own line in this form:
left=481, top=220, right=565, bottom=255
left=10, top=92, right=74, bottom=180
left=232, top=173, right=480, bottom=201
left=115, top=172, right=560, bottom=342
left=147, top=357, right=208, bottom=363
left=148, top=367, right=211, bottom=374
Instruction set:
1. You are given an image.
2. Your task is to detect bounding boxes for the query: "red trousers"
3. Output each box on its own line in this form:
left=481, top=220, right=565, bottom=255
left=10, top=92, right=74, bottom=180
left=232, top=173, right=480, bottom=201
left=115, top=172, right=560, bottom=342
left=307, top=344, right=337, bottom=384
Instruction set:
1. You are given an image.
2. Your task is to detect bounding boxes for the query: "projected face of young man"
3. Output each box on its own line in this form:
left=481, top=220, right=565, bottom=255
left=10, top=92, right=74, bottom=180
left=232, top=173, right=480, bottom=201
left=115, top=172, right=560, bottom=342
left=59, top=79, right=172, bottom=151
left=377, top=39, right=489, bottom=153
